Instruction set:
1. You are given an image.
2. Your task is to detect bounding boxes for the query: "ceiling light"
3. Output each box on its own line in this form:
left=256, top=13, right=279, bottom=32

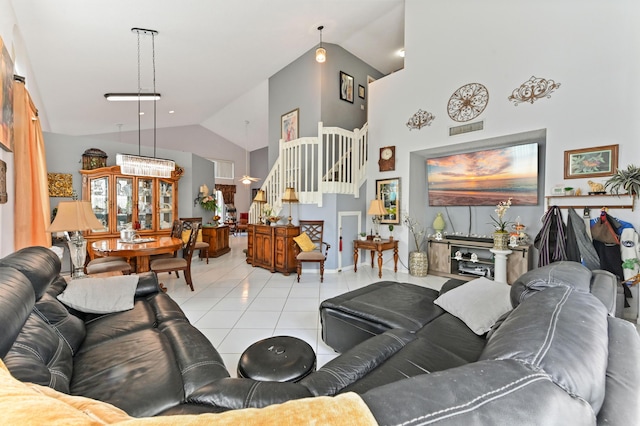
left=397, top=49, right=405, bottom=58
left=316, top=25, right=326, bottom=63
left=104, top=93, right=161, bottom=101
left=116, top=27, right=175, bottom=178
left=238, top=120, right=261, bottom=185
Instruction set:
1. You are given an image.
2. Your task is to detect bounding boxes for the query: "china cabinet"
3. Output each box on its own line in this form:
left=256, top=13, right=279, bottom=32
left=246, top=224, right=299, bottom=275
left=80, top=166, right=181, bottom=245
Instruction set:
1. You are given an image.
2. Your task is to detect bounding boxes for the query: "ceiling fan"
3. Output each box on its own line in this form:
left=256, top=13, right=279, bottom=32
left=239, top=120, right=260, bottom=185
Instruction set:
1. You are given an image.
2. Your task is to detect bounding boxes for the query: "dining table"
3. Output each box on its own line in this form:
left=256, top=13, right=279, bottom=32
left=91, top=236, right=183, bottom=274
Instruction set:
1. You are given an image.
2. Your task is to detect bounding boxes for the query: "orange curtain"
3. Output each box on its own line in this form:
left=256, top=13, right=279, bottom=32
left=13, top=80, right=50, bottom=249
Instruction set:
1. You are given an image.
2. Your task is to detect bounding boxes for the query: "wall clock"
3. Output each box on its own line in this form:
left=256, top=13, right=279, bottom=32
left=378, top=146, right=395, bottom=172
left=447, top=83, right=489, bottom=122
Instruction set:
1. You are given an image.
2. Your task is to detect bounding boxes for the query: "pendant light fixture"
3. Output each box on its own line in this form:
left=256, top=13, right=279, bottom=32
left=114, top=27, right=175, bottom=178
left=315, top=25, right=326, bottom=63
left=238, top=120, right=260, bottom=185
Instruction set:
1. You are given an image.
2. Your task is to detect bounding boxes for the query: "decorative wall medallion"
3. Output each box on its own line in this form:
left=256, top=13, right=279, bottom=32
left=508, top=76, right=561, bottom=105
left=447, top=83, right=489, bottom=122
left=406, top=109, right=435, bottom=130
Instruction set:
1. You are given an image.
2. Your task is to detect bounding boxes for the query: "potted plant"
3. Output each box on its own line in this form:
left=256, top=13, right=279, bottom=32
left=605, top=164, right=640, bottom=198
left=388, top=224, right=394, bottom=240
left=489, top=198, right=512, bottom=250
left=359, top=232, right=367, bottom=241
left=403, top=214, right=428, bottom=276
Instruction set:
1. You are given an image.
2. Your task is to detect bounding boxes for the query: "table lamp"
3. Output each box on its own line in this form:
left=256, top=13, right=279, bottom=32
left=367, top=199, right=388, bottom=242
left=48, top=200, right=104, bottom=279
left=253, top=189, right=267, bottom=224
left=281, top=187, right=299, bottom=226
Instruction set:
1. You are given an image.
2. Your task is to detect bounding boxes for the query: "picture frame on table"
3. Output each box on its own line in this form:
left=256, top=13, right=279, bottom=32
left=358, top=84, right=365, bottom=99
left=563, top=144, right=618, bottom=179
left=376, top=177, right=400, bottom=224
left=340, top=71, right=354, bottom=103
left=281, top=108, right=299, bottom=142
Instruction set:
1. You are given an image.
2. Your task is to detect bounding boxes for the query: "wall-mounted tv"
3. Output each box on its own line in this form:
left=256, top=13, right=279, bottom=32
left=427, top=143, right=538, bottom=206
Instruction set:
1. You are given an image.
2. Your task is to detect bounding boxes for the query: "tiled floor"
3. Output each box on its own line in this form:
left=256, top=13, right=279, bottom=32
left=159, top=234, right=449, bottom=377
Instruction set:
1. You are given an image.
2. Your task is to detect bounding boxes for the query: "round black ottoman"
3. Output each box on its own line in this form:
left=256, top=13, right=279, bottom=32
left=237, top=336, right=316, bottom=382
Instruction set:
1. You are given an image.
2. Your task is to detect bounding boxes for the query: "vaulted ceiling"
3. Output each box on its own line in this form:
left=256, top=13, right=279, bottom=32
left=10, top=0, right=404, bottom=151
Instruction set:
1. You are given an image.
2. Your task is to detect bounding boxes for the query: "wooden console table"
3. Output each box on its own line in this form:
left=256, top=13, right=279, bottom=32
left=353, top=239, right=399, bottom=278
left=247, top=224, right=300, bottom=275
left=201, top=225, right=231, bottom=258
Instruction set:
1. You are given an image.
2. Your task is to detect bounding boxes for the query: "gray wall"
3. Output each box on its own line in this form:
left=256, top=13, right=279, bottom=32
left=43, top=132, right=214, bottom=220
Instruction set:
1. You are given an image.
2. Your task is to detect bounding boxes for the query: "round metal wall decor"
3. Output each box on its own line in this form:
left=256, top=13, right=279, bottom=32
left=447, top=83, right=489, bottom=122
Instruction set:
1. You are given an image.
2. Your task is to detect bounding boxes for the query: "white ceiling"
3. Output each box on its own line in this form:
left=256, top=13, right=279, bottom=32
left=10, top=0, right=404, bottom=151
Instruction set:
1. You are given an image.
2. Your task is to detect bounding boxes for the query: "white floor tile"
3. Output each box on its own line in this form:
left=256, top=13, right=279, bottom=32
left=277, top=311, right=319, bottom=329
left=283, top=297, right=320, bottom=312
left=234, top=311, right=281, bottom=329
left=218, top=328, right=274, bottom=354
left=195, top=310, right=244, bottom=329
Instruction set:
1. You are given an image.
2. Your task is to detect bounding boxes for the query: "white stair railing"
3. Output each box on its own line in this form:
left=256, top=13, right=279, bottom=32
left=249, top=122, right=368, bottom=223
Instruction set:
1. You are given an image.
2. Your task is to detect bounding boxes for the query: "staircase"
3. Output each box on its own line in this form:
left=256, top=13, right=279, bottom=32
left=249, top=122, right=368, bottom=223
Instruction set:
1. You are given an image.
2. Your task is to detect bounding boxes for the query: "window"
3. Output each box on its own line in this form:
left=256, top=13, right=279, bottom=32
left=212, top=160, right=234, bottom=179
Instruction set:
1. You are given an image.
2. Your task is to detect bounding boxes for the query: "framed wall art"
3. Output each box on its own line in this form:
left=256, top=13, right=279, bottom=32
left=0, top=36, right=15, bottom=152
left=340, top=71, right=354, bottom=103
left=564, top=144, right=618, bottom=179
left=281, top=108, right=299, bottom=142
left=48, top=173, right=74, bottom=197
left=358, top=84, right=365, bottom=99
left=0, top=159, right=7, bottom=203
left=376, top=177, right=400, bottom=224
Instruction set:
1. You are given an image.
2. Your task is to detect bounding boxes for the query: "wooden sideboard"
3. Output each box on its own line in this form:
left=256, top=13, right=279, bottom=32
left=201, top=225, right=231, bottom=258
left=246, top=224, right=300, bottom=275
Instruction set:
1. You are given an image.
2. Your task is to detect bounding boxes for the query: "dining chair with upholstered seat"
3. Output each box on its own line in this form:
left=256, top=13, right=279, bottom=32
left=293, top=220, right=330, bottom=283
left=179, top=217, right=209, bottom=264
left=150, top=222, right=200, bottom=291
left=85, top=255, right=132, bottom=275
left=236, top=212, right=249, bottom=235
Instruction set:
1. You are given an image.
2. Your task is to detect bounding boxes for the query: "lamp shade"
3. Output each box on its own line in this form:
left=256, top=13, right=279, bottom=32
left=48, top=201, right=104, bottom=232
left=367, top=199, right=388, bottom=216
left=282, top=187, right=299, bottom=203
left=253, top=189, right=267, bottom=203
left=315, top=47, right=326, bottom=63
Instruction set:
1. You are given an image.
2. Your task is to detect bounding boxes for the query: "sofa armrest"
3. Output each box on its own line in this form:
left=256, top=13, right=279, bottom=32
left=135, top=272, right=161, bottom=296
left=187, top=378, right=313, bottom=409
left=300, top=328, right=416, bottom=396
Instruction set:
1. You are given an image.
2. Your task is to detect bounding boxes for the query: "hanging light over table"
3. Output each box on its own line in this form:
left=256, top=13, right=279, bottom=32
left=113, top=27, right=175, bottom=178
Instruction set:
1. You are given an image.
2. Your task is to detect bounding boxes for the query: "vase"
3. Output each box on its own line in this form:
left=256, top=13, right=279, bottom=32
left=433, top=212, right=446, bottom=233
left=409, top=251, right=428, bottom=277
left=493, top=231, right=509, bottom=250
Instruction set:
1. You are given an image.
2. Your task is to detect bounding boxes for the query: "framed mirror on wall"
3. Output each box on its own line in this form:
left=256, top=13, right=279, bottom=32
left=376, top=177, right=400, bottom=224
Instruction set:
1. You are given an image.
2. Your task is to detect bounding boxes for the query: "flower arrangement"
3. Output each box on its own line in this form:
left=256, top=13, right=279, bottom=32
left=403, top=214, right=426, bottom=252
left=490, top=197, right=512, bottom=232
left=199, top=193, right=217, bottom=212
left=263, top=203, right=273, bottom=217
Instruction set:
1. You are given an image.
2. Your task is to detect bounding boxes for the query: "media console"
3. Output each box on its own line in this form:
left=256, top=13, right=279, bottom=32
left=427, top=237, right=532, bottom=285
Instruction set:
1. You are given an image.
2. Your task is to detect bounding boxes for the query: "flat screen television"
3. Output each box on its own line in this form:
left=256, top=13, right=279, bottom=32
left=427, top=142, right=538, bottom=206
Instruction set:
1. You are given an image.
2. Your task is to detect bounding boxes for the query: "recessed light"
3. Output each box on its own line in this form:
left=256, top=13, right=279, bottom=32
left=397, top=49, right=405, bottom=58
left=169, top=110, right=175, bottom=114
left=139, top=112, right=145, bottom=116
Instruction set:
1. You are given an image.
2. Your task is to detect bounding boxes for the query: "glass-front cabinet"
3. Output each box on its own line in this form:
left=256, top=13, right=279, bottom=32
left=81, top=165, right=181, bottom=242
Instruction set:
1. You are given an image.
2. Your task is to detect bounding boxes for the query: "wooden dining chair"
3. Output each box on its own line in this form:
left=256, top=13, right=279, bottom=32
left=180, top=217, right=209, bottom=263
left=150, top=223, right=200, bottom=291
left=293, top=220, right=330, bottom=283
left=85, top=255, right=132, bottom=275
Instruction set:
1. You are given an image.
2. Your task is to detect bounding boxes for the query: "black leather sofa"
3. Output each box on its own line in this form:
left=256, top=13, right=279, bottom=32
left=2, top=246, right=639, bottom=424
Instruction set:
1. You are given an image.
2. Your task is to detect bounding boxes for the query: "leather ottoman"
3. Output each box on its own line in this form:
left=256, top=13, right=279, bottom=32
left=237, top=336, right=316, bottom=382
left=320, top=281, right=449, bottom=353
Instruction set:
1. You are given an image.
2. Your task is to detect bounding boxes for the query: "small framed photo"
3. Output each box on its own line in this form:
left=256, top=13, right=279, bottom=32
left=340, top=71, right=354, bottom=103
left=376, top=177, right=400, bottom=224
left=281, top=108, right=299, bottom=142
left=564, top=144, right=618, bottom=179
left=358, top=84, right=365, bottom=99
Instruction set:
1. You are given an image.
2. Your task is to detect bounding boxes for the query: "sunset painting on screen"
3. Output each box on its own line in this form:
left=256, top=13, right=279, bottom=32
left=427, top=143, right=538, bottom=206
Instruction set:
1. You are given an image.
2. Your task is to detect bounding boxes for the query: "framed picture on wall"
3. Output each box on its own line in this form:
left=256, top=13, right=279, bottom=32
left=281, top=108, right=299, bottom=142
left=358, top=84, right=365, bottom=99
left=340, top=71, right=354, bottom=103
left=376, top=177, right=400, bottom=224
left=0, top=36, right=15, bottom=152
left=563, top=144, right=618, bottom=179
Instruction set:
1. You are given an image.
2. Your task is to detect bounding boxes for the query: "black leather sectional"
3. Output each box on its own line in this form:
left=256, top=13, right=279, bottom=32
left=1, top=246, right=639, bottom=424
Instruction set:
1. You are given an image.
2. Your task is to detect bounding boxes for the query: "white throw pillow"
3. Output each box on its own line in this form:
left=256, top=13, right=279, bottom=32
left=434, top=277, right=512, bottom=335
left=57, top=275, right=139, bottom=314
